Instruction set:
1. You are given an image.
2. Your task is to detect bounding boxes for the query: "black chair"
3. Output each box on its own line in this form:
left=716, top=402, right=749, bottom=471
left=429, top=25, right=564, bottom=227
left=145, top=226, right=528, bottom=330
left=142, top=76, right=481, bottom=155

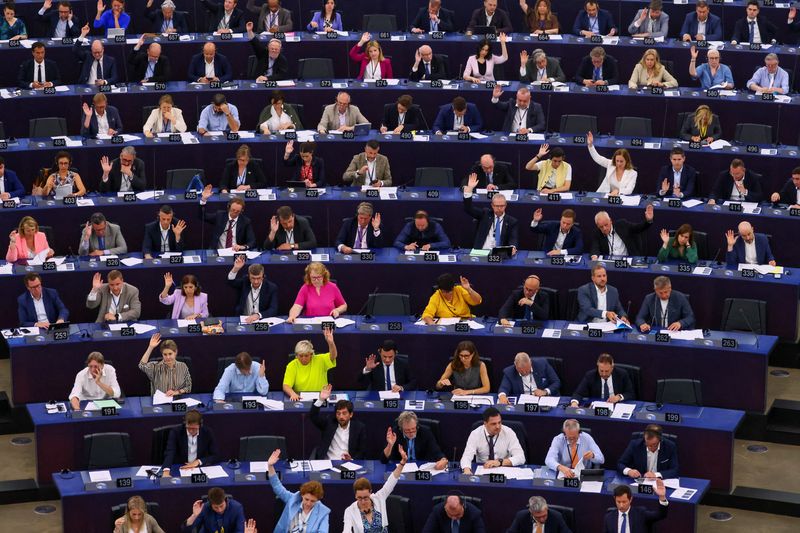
left=735, top=123, right=773, bottom=145
left=481, top=356, right=494, bottom=390
left=0, top=121, right=5, bottom=139
left=365, top=293, right=411, bottom=316
left=631, top=431, right=678, bottom=444
left=110, top=501, right=160, bottom=530
left=615, top=363, right=642, bottom=401
left=548, top=505, right=575, bottom=533
left=720, top=298, right=767, bottom=334
left=150, top=424, right=181, bottom=465
left=470, top=419, right=528, bottom=463
left=656, top=379, right=703, bottom=406
left=668, top=229, right=709, bottom=261
left=538, top=286, right=560, bottom=320
left=297, top=58, right=334, bottom=80
left=386, top=494, right=413, bottom=533
left=142, top=105, right=158, bottom=124
left=414, top=167, right=454, bottom=187
left=492, top=62, right=506, bottom=82
left=675, top=111, right=691, bottom=137
left=291, top=103, right=305, bottom=126
left=38, top=225, right=55, bottom=252
left=565, top=288, right=580, bottom=321
left=216, top=355, right=262, bottom=382
left=615, top=117, right=652, bottom=137
left=166, top=168, right=204, bottom=190
left=434, top=53, right=451, bottom=78
left=661, top=59, right=675, bottom=78
left=417, top=417, right=443, bottom=452
left=560, top=114, right=598, bottom=135
left=544, top=356, right=564, bottom=386
left=246, top=55, right=259, bottom=79
left=432, top=494, right=482, bottom=509
left=238, top=435, right=287, bottom=461
left=84, top=432, right=133, bottom=470
left=363, top=14, right=397, bottom=32
left=29, top=117, right=67, bottom=138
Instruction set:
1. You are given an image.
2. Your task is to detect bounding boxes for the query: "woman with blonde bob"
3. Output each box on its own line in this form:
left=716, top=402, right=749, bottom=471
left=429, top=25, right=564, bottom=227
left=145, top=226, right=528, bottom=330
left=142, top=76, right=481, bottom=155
left=350, top=32, right=394, bottom=80
left=113, top=495, right=165, bottom=533
left=6, top=216, right=54, bottom=262
left=680, top=104, right=721, bottom=143
left=587, top=131, right=637, bottom=195
left=287, top=262, right=347, bottom=323
left=628, top=48, right=678, bottom=88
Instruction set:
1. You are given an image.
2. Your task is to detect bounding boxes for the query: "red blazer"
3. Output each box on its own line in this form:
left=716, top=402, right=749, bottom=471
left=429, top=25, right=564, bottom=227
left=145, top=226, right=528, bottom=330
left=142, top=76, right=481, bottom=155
left=349, top=44, right=394, bottom=80
left=7, top=232, right=50, bottom=262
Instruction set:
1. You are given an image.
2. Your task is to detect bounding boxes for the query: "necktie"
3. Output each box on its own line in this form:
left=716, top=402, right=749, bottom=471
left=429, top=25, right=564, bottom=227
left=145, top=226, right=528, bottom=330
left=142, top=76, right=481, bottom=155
left=146, top=61, right=155, bottom=79
left=570, top=441, right=580, bottom=468
left=535, top=523, right=543, bottom=533
left=487, top=435, right=495, bottom=460
left=225, top=219, right=234, bottom=248
left=385, top=364, right=392, bottom=390
left=98, top=236, right=105, bottom=250
left=357, top=227, right=366, bottom=249
left=524, top=302, right=532, bottom=321
left=431, top=20, right=438, bottom=31
left=602, top=378, right=609, bottom=400
left=620, top=512, right=627, bottom=533
left=493, top=217, right=502, bottom=245
left=768, top=73, right=775, bottom=89
left=424, top=62, right=431, bottom=77
left=487, top=172, right=493, bottom=185
left=96, top=60, right=103, bottom=81
left=451, top=520, right=459, bottom=533
left=749, top=21, right=755, bottom=43
left=407, top=438, right=416, bottom=462
left=269, top=12, right=278, bottom=28
left=593, top=67, right=600, bottom=81
left=37, top=64, right=43, bottom=83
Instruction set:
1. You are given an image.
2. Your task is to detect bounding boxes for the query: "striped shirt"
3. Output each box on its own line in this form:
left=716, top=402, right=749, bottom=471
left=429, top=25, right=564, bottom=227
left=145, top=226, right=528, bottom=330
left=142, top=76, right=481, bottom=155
left=138, top=360, right=192, bottom=395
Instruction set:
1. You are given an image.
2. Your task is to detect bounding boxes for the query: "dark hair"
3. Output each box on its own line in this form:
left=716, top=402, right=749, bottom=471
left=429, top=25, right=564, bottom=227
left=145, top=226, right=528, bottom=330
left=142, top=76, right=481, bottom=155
left=185, top=409, right=202, bottom=425
left=55, top=151, right=72, bottom=164
left=649, top=0, right=662, bottom=10
left=270, top=90, right=285, bottom=104
left=792, top=166, right=800, bottom=175
left=670, top=147, right=685, bottom=157
left=644, top=424, right=663, bottom=439
left=180, top=274, right=202, bottom=296
left=380, top=339, right=397, bottom=352
left=234, top=351, right=252, bottom=370
left=4, top=2, right=16, bottom=13
left=108, top=269, right=123, bottom=281
left=746, top=0, right=759, bottom=7
left=436, top=273, right=456, bottom=291
left=353, top=477, right=371, bottom=492
left=0, top=155, right=4, bottom=165
left=24, top=272, right=42, bottom=286
left=474, top=39, right=491, bottom=59
left=320, top=0, right=337, bottom=20
left=673, top=223, right=694, bottom=249
left=396, top=94, right=413, bottom=108
left=32, top=41, right=45, bottom=51
left=597, top=353, right=614, bottom=365
left=696, top=0, right=708, bottom=7
left=550, top=147, right=565, bottom=159
left=614, top=485, right=632, bottom=498
left=211, top=93, right=226, bottom=106
left=227, top=196, right=245, bottom=210
left=300, top=141, right=316, bottom=154
left=365, top=139, right=380, bottom=150
left=414, top=210, right=429, bottom=221
left=277, top=205, right=294, bottom=219
left=159, top=204, right=173, bottom=215
left=207, top=487, right=225, bottom=505
left=730, top=159, right=745, bottom=169
left=561, top=208, right=576, bottom=219
left=452, top=340, right=479, bottom=372
left=482, top=406, right=500, bottom=422
left=90, top=212, right=106, bottom=225
left=452, top=97, right=467, bottom=112
left=335, top=399, right=354, bottom=414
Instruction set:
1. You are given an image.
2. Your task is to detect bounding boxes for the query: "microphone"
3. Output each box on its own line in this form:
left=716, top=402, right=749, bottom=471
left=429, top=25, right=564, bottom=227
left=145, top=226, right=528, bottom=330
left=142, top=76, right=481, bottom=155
left=356, top=286, right=379, bottom=319
left=200, top=201, right=207, bottom=252
left=625, top=300, right=631, bottom=321
left=649, top=294, right=658, bottom=331
left=738, top=308, right=760, bottom=349
left=710, top=247, right=722, bottom=267
left=395, top=175, right=417, bottom=191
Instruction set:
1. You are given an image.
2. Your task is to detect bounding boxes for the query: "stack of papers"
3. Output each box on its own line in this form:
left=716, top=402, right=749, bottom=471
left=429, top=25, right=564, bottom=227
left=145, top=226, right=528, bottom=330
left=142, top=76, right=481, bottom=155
left=738, top=263, right=783, bottom=275
left=241, top=396, right=284, bottom=410
left=239, top=316, right=285, bottom=326
left=541, top=328, right=562, bottom=338
left=670, top=487, right=697, bottom=500
left=85, top=399, right=122, bottom=411
left=0, top=264, right=15, bottom=275
left=120, top=257, right=144, bottom=266
left=338, top=462, right=364, bottom=471
left=378, top=391, right=400, bottom=400
left=708, top=139, right=731, bottom=150
left=609, top=403, right=636, bottom=419
left=180, top=465, right=228, bottom=478
left=681, top=199, right=704, bottom=208
left=474, top=466, right=533, bottom=479
left=89, top=470, right=112, bottom=482
left=135, top=190, right=164, bottom=201
left=586, top=321, right=633, bottom=332
left=659, top=329, right=703, bottom=341
left=401, top=462, right=446, bottom=475
left=134, top=465, right=162, bottom=477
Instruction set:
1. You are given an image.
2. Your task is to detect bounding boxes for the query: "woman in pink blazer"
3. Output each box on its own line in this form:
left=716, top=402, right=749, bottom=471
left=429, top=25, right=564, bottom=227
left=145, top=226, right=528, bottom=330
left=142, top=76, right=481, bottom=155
left=6, top=216, right=53, bottom=262
left=349, top=32, right=394, bottom=80
left=462, top=32, right=508, bottom=83
left=159, top=273, right=209, bottom=320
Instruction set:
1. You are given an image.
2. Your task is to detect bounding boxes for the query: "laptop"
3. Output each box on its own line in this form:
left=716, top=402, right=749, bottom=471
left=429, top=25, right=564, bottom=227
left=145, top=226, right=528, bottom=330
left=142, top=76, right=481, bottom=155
left=353, top=123, right=371, bottom=136
left=472, top=25, right=497, bottom=35
left=490, top=246, right=514, bottom=258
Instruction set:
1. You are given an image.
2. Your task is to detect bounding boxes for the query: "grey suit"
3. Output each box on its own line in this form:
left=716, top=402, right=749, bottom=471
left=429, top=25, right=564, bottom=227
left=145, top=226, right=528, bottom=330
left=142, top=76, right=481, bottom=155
left=577, top=282, right=626, bottom=323
left=628, top=10, right=670, bottom=39
left=342, top=153, right=392, bottom=186
left=86, top=283, right=142, bottom=323
left=520, top=57, right=567, bottom=83
left=78, top=222, right=128, bottom=256
left=317, top=104, right=369, bottom=133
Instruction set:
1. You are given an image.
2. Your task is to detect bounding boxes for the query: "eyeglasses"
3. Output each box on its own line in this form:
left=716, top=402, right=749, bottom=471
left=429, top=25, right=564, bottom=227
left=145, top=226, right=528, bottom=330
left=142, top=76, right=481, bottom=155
left=310, top=275, right=324, bottom=280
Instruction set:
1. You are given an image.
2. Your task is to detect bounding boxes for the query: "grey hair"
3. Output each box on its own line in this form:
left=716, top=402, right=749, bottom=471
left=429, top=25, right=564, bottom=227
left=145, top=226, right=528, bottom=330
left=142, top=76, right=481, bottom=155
left=533, top=51, right=546, bottom=62
left=356, top=202, right=374, bottom=216
left=562, top=418, right=580, bottom=431
left=120, top=146, right=136, bottom=157
left=294, top=340, right=314, bottom=356
left=764, top=53, right=778, bottom=62
left=528, top=495, right=548, bottom=512
left=594, top=210, right=610, bottom=224
left=653, top=275, right=671, bottom=289
left=397, top=411, right=418, bottom=427
left=514, top=352, right=531, bottom=365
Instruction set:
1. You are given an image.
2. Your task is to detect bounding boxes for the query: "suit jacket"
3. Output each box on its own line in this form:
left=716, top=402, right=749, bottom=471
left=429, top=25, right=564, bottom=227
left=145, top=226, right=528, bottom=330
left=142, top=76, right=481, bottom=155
left=143, top=107, right=187, bottom=134
left=74, top=45, right=119, bottom=85
left=39, top=10, right=82, bottom=38
left=498, top=359, right=561, bottom=396
left=574, top=55, right=619, bottom=84
left=617, top=437, right=679, bottom=479
left=187, top=52, right=233, bottom=82
left=572, top=367, right=636, bottom=402
left=86, top=283, right=141, bottom=323
left=521, top=56, right=566, bottom=83
left=218, top=160, right=267, bottom=191
left=80, top=105, right=124, bottom=139
left=309, top=403, right=366, bottom=459
left=589, top=218, right=653, bottom=257
left=145, top=8, right=190, bottom=34
left=411, top=7, right=455, bottom=32
left=531, top=221, right=584, bottom=254
left=335, top=217, right=387, bottom=250
left=498, top=287, right=551, bottom=322
left=603, top=503, right=668, bottom=533
left=17, top=59, right=61, bottom=89
left=466, top=8, right=512, bottom=33
left=576, top=282, right=626, bottom=323
left=0, top=169, right=25, bottom=198
left=725, top=232, right=775, bottom=268
left=422, top=502, right=486, bottom=533
left=358, top=357, right=417, bottom=391
left=433, top=102, right=483, bottom=133
left=409, top=54, right=448, bottom=82
left=227, top=273, right=279, bottom=317
left=263, top=215, right=317, bottom=250
left=463, top=162, right=515, bottom=190
left=249, top=36, right=290, bottom=80
left=494, top=99, right=545, bottom=133
left=17, top=287, right=69, bottom=326
left=383, top=424, right=443, bottom=463
left=200, top=0, right=246, bottom=32
left=382, top=104, right=423, bottom=132
left=254, top=5, right=293, bottom=33
left=343, top=153, right=392, bottom=186
left=78, top=222, right=127, bottom=255
left=142, top=219, right=184, bottom=256
left=463, top=195, right=519, bottom=248
left=393, top=221, right=451, bottom=250
left=680, top=12, right=723, bottom=40
left=656, top=164, right=697, bottom=198
left=775, top=177, right=800, bottom=205
left=317, top=103, right=369, bottom=133
left=162, top=291, right=209, bottom=320
left=709, top=170, right=763, bottom=203
left=98, top=156, right=146, bottom=192
left=162, top=425, right=218, bottom=469
left=732, top=16, right=778, bottom=43
left=635, top=291, right=696, bottom=330
left=350, top=45, right=394, bottom=80
left=506, top=508, right=571, bottom=533
left=128, top=48, right=171, bottom=83
left=679, top=114, right=721, bottom=141
left=283, top=153, right=326, bottom=186
left=203, top=210, right=257, bottom=250
left=572, top=8, right=616, bottom=35
left=627, top=10, right=670, bottom=38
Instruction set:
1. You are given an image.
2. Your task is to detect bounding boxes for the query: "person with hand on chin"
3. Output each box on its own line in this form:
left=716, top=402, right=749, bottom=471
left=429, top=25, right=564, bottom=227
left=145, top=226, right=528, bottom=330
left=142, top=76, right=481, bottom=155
left=343, top=445, right=407, bottom=532
left=267, top=449, right=331, bottom=531
left=138, top=333, right=192, bottom=396
left=69, top=351, right=121, bottom=410
left=282, top=329, right=338, bottom=402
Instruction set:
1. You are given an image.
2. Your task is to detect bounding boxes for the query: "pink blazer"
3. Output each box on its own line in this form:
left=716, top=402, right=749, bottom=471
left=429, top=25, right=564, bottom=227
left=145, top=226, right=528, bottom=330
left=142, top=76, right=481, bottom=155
left=462, top=54, right=507, bottom=82
left=6, top=232, right=49, bottom=262
left=160, top=291, right=209, bottom=320
left=349, top=44, right=394, bottom=80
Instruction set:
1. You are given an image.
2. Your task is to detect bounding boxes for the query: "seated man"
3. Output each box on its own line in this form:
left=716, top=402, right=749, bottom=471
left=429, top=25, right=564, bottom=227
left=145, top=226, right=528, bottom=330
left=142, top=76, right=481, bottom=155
left=183, top=487, right=244, bottom=532
left=309, top=383, right=366, bottom=460
left=530, top=208, right=583, bottom=255
left=17, top=272, right=69, bottom=327
left=358, top=339, right=416, bottom=391
left=380, top=94, right=423, bottom=134
left=81, top=93, right=123, bottom=139
left=618, top=424, right=679, bottom=479
left=317, top=92, right=369, bottom=134
left=725, top=221, right=776, bottom=268
left=18, top=41, right=61, bottom=89
left=187, top=42, right=232, bottom=83
left=393, top=210, right=451, bottom=251
left=143, top=204, right=185, bottom=258
left=498, top=275, right=550, bottom=325
left=200, top=186, right=257, bottom=251
left=574, top=46, right=618, bottom=86
left=342, top=140, right=392, bottom=187
left=213, top=351, right=269, bottom=402
left=433, top=96, right=482, bottom=134
left=74, top=27, right=119, bottom=85
left=571, top=353, right=635, bottom=404
left=520, top=49, right=566, bottom=83
left=199, top=0, right=245, bottom=33
left=526, top=145, right=572, bottom=194
left=282, top=329, right=337, bottom=401
left=250, top=0, right=293, bottom=33
left=99, top=147, right=145, bottom=193
left=335, top=202, right=386, bottom=253
left=577, top=264, right=629, bottom=324
left=408, top=45, right=448, bottom=81
left=545, top=419, right=605, bottom=478
left=746, top=52, right=789, bottom=94
left=162, top=410, right=218, bottom=477
left=144, top=0, right=189, bottom=34
left=411, top=0, right=455, bottom=33
left=463, top=154, right=515, bottom=190
left=197, top=93, right=240, bottom=135
left=422, top=273, right=481, bottom=324
left=383, top=411, right=447, bottom=468
left=38, top=0, right=83, bottom=39
left=0, top=156, right=25, bottom=199
left=264, top=205, right=317, bottom=250
left=635, top=276, right=695, bottom=332
left=627, top=0, right=669, bottom=39
left=490, top=86, right=545, bottom=134
left=589, top=206, right=654, bottom=259
left=680, top=0, right=722, bottom=41
left=656, top=147, right=697, bottom=199
left=507, top=496, right=571, bottom=533
left=423, top=494, right=486, bottom=532
left=466, top=0, right=512, bottom=34
left=227, top=256, right=279, bottom=321
left=463, top=173, right=519, bottom=252
left=731, top=0, right=778, bottom=44
left=770, top=167, right=800, bottom=208
left=573, top=0, right=617, bottom=36
left=246, top=22, right=289, bottom=82
left=128, top=37, right=170, bottom=83
left=68, top=351, right=120, bottom=410
left=460, top=407, right=525, bottom=474
left=604, top=482, right=669, bottom=532
left=497, top=352, right=560, bottom=403
left=708, top=159, right=763, bottom=204
left=78, top=212, right=128, bottom=256
left=86, top=270, right=141, bottom=323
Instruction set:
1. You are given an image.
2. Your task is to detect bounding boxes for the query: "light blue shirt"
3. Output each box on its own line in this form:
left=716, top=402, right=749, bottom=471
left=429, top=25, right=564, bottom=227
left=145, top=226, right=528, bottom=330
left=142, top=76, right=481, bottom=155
left=197, top=103, right=240, bottom=132
left=544, top=431, right=605, bottom=472
left=212, top=362, right=269, bottom=400
left=693, top=63, right=734, bottom=89
left=747, top=66, right=789, bottom=94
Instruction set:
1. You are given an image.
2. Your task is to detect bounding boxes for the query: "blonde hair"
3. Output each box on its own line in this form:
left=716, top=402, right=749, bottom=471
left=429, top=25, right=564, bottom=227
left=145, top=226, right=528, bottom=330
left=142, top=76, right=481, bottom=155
left=693, top=105, right=712, bottom=130
left=639, top=48, right=662, bottom=75
left=365, top=40, right=385, bottom=62
left=17, top=216, right=39, bottom=234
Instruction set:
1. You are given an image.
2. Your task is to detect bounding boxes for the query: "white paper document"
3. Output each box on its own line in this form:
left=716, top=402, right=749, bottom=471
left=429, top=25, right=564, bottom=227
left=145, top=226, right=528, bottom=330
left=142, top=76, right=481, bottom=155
left=738, top=263, right=783, bottom=275
left=580, top=480, right=604, bottom=493
left=474, top=466, right=533, bottom=479
left=541, top=328, right=562, bottom=339
left=289, top=460, right=333, bottom=473
left=708, top=139, right=731, bottom=150
left=172, top=397, right=203, bottom=407
left=670, top=487, right=697, bottom=500
left=517, top=394, right=539, bottom=405
left=378, top=391, right=401, bottom=400
left=340, top=462, right=363, bottom=471
left=120, top=257, right=144, bottom=266
left=153, top=390, right=173, bottom=405
left=681, top=199, right=703, bottom=208
left=88, top=470, right=112, bottom=482
left=609, top=403, right=636, bottom=419
left=538, top=396, right=560, bottom=408
left=660, top=329, right=703, bottom=341
left=299, top=392, right=320, bottom=401
left=723, top=201, right=759, bottom=214
left=604, top=194, right=640, bottom=207
left=135, top=465, right=161, bottom=477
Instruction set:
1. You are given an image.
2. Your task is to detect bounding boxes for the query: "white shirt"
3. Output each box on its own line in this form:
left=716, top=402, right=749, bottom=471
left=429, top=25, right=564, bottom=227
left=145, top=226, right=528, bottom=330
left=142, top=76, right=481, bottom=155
left=337, top=111, right=347, bottom=127
left=453, top=114, right=464, bottom=130
left=731, top=181, right=746, bottom=201
left=328, top=422, right=350, bottom=460
left=262, top=110, right=293, bottom=132
left=69, top=365, right=121, bottom=401
left=0, top=176, right=4, bottom=194
left=353, top=224, right=369, bottom=249
left=659, top=298, right=669, bottom=327
left=607, top=227, right=629, bottom=256
left=397, top=111, right=406, bottom=125
left=159, top=226, right=170, bottom=252
left=96, top=111, right=110, bottom=136
left=603, top=375, right=616, bottom=397
left=365, top=61, right=382, bottom=80
left=617, top=511, right=631, bottom=533
left=187, top=430, right=198, bottom=462
left=697, top=19, right=707, bottom=35
left=32, top=295, right=49, bottom=322
left=218, top=217, right=238, bottom=248
left=481, top=215, right=503, bottom=250
left=366, top=159, right=377, bottom=183
left=204, top=60, right=215, bottom=79
left=484, top=11, right=494, bottom=25
left=647, top=444, right=661, bottom=476
left=744, top=239, right=758, bottom=264
left=245, top=285, right=262, bottom=316
left=218, top=12, right=232, bottom=30
left=520, top=372, right=538, bottom=394
left=87, top=59, right=102, bottom=85
left=362, top=362, right=396, bottom=389
left=554, top=230, right=568, bottom=252
left=510, top=106, right=528, bottom=132
left=460, top=425, right=525, bottom=469
left=594, top=285, right=608, bottom=322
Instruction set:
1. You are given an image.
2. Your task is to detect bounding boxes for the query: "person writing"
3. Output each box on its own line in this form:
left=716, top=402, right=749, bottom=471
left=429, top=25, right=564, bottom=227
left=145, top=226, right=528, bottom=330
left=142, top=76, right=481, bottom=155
left=421, top=273, right=481, bottom=325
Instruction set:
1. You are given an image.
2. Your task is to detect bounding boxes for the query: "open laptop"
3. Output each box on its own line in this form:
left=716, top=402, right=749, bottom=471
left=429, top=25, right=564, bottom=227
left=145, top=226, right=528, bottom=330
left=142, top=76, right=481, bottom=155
left=353, top=123, right=371, bottom=136
left=472, top=25, right=497, bottom=35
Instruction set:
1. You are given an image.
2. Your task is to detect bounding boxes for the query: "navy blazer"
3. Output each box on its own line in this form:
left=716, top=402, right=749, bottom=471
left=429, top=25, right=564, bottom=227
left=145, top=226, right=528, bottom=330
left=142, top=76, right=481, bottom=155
left=731, top=16, right=778, bottom=43
left=335, top=217, right=387, bottom=250
left=506, top=508, right=572, bottom=533
left=145, top=8, right=190, bottom=34
left=98, top=156, right=146, bottom=192
left=411, top=7, right=455, bottom=32
left=725, top=232, right=775, bottom=268
left=74, top=45, right=119, bottom=85
left=656, top=164, right=697, bottom=198
left=39, top=11, right=82, bottom=38
left=577, top=282, right=626, bottom=323
left=603, top=503, right=668, bottom=533
left=494, top=99, right=545, bottom=133
left=80, top=105, right=124, bottom=139
left=709, top=170, right=763, bottom=203
left=310, top=403, right=367, bottom=459
left=572, top=8, right=616, bottom=35
left=383, top=423, right=443, bottom=463
left=200, top=0, right=246, bottom=32
left=574, top=55, right=619, bottom=85
left=432, top=102, right=483, bottom=133
left=162, top=425, right=218, bottom=469
left=218, top=160, right=266, bottom=191
left=227, top=273, right=279, bottom=317
left=679, top=12, right=723, bottom=40
left=530, top=221, right=584, bottom=254
left=463, top=195, right=519, bottom=249
left=498, top=359, right=561, bottom=396
left=408, top=54, right=448, bottom=82
left=187, top=52, right=233, bottom=82
left=393, top=220, right=451, bottom=250
left=18, top=59, right=61, bottom=89
left=17, top=287, right=69, bottom=326
left=573, top=367, right=636, bottom=402
left=142, top=219, right=185, bottom=256
left=635, top=290, right=696, bottom=330
left=618, top=437, right=679, bottom=479
left=202, top=209, right=257, bottom=250
left=0, top=169, right=26, bottom=198
left=423, top=502, right=486, bottom=533
left=589, top=218, right=652, bottom=257
left=774, top=177, right=800, bottom=205
left=466, top=7, right=512, bottom=33
left=498, top=286, right=551, bottom=322
left=283, top=154, right=326, bottom=186
left=358, top=357, right=417, bottom=391
left=249, top=37, right=290, bottom=80
left=382, top=104, right=424, bottom=132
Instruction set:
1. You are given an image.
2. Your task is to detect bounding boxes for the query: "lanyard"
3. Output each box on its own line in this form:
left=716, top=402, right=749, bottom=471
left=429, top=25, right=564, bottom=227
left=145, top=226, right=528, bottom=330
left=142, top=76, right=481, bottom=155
left=368, top=61, right=380, bottom=79
left=160, top=230, right=170, bottom=252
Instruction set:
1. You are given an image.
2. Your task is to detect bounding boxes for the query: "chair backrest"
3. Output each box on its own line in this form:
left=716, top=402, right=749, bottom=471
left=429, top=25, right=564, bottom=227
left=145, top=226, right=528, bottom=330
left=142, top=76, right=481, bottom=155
left=492, top=62, right=506, bottom=82
left=38, top=225, right=55, bottom=253
left=414, top=167, right=454, bottom=187
left=386, top=495, right=413, bottom=533
left=538, top=286, right=560, bottom=320
left=0, top=121, right=5, bottom=139
left=565, top=288, right=580, bottom=321
left=656, top=378, right=703, bottom=406
left=150, top=424, right=181, bottom=465
left=298, top=58, right=334, bottom=80
left=239, top=435, right=287, bottom=462
left=543, top=357, right=564, bottom=385
left=417, top=417, right=443, bottom=451
left=720, top=298, right=767, bottom=334
left=615, top=363, right=641, bottom=401
left=660, top=60, right=675, bottom=77
left=692, top=230, right=710, bottom=260
left=29, top=117, right=67, bottom=138
left=432, top=494, right=482, bottom=509
left=366, top=293, right=411, bottom=316
left=166, top=169, right=204, bottom=190
left=110, top=502, right=159, bottom=531
left=143, top=106, right=158, bottom=124
left=217, top=355, right=262, bottom=382
left=292, top=103, right=305, bottom=126
left=560, top=114, right=598, bottom=135
left=614, top=117, right=652, bottom=138
left=675, top=111, right=692, bottom=137
left=84, top=432, right=133, bottom=470
left=246, top=55, right=259, bottom=79
left=434, top=54, right=450, bottom=78
left=735, top=123, right=773, bottom=145
left=363, top=14, right=397, bottom=32
left=548, top=505, right=575, bottom=532
left=631, top=431, right=678, bottom=445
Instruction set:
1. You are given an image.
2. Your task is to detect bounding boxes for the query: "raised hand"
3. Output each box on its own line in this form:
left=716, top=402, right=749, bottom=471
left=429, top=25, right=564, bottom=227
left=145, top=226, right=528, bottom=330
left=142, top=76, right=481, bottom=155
left=365, top=354, right=378, bottom=370
left=244, top=518, right=257, bottom=533
left=725, top=229, right=736, bottom=248
left=415, top=48, right=421, bottom=63
left=163, top=272, right=173, bottom=287
left=191, top=500, right=204, bottom=517
left=201, top=183, right=213, bottom=201
left=520, top=50, right=529, bottom=65
left=459, top=276, right=471, bottom=290
left=80, top=22, right=90, bottom=38
left=532, top=208, right=543, bottom=222
left=267, top=448, right=281, bottom=466
left=537, top=144, right=550, bottom=158
left=587, top=131, right=594, bottom=145
left=82, top=102, right=93, bottom=118
left=92, top=272, right=103, bottom=291
left=499, top=32, right=507, bottom=43
left=466, top=172, right=479, bottom=191
left=360, top=32, right=371, bottom=44
left=148, top=332, right=161, bottom=349
left=372, top=212, right=381, bottom=229
left=690, top=45, right=698, bottom=61
left=492, top=84, right=503, bottom=99
left=386, top=426, right=397, bottom=447
left=319, top=383, right=333, bottom=401
left=654, top=477, right=666, bottom=499
left=8, top=230, right=17, bottom=245
left=100, top=155, right=112, bottom=173
left=323, top=326, right=335, bottom=344
left=660, top=228, right=669, bottom=245
left=270, top=216, right=279, bottom=233
left=284, top=140, right=294, bottom=155
left=232, top=254, right=245, bottom=272
left=397, top=444, right=408, bottom=464
left=172, top=219, right=186, bottom=237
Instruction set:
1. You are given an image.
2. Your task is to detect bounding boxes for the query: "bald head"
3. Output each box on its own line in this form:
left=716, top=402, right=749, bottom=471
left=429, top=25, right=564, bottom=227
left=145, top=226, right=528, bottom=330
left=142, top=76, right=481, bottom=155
left=203, top=42, right=216, bottom=62
left=479, top=154, right=495, bottom=174
left=515, top=87, right=531, bottom=109
left=419, top=45, right=433, bottom=62
left=444, top=496, right=465, bottom=520
left=147, top=43, right=162, bottom=61
left=91, top=40, right=104, bottom=60
left=738, top=221, right=755, bottom=243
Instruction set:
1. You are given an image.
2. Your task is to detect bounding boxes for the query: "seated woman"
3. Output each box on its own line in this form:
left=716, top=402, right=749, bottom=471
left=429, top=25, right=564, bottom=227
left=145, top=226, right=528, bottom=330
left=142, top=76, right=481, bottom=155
left=219, top=144, right=267, bottom=193
left=7, top=216, right=54, bottom=262
left=42, top=151, right=87, bottom=197
left=0, top=3, right=27, bottom=40
left=69, top=351, right=121, bottom=410
left=258, top=90, right=302, bottom=134
left=422, top=273, right=482, bottom=325
left=143, top=94, right=187, bottom=137
left=282, top=329, right=337, bottom=401
left=343, top=447, right=407, bottom=532
left=113, top=495, right=165, bottom=533
left=266, top=449, right=330, bottom=531
left=159, top=272, right=209, bottom=320
left=349, top=32, right=394, bottom=81
left=287, top=262, right=346, bottom=322
left=463, top=33, right=508, bottom=83
left=307, top=0, right=342, bottom=32
left=680, top=104, right=721, bottom=143
left=520, top=0, right=559, bottom=34
left=138, top=333, right=192, bottom=396
left=657, top=224, right=698, bottom=264
left=283, top=141, right=326, bottom=188
left=628, top=48, right=678, bottom=89
left=94, top=0, right=130, bottom=30
left=435, top=340, right=491, bottom=396
left=380, top=94, right=423, bottom=134
left=587, top=131, right=637, bottom=195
